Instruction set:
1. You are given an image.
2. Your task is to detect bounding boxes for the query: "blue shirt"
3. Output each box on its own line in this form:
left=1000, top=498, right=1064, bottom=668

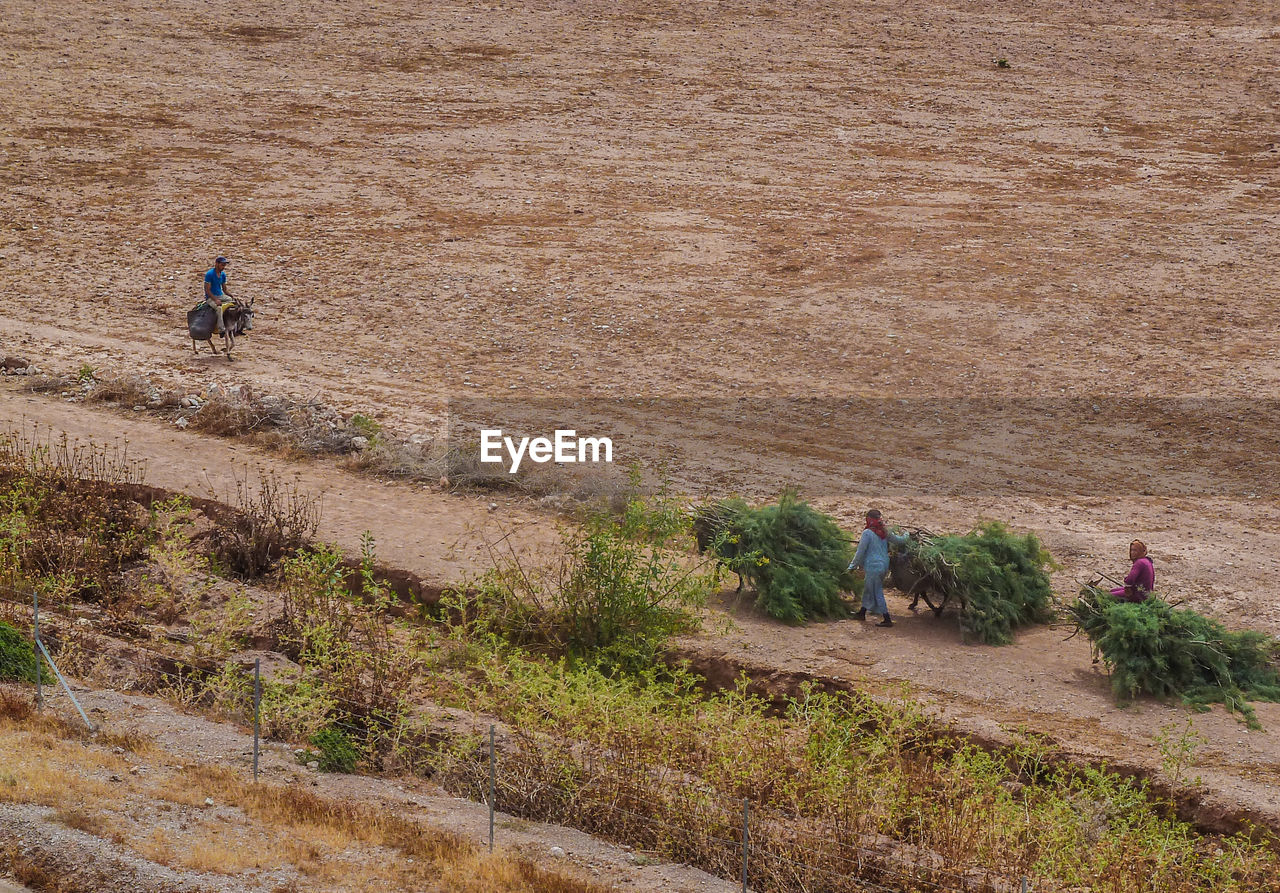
left=205, top=267, right=227, bottom=297
left=849, top=528, right=909, bottom=574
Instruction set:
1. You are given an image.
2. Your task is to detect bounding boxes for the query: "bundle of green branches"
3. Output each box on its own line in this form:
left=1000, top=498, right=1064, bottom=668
left=692, top=490, right=856, bottom=623
left=900, top=522, right=1056, bottom=645
left=1069, top=586, right=1280, bottom=728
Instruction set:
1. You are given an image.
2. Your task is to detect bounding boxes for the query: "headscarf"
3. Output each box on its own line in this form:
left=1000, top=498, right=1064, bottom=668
left=865, top=510, right=888, bottom=540
left=1130, top=540, right=1148, bottom=559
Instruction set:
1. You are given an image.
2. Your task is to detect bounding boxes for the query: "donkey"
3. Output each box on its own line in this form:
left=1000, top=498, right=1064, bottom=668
left=888, top=541, right=955, bottom=617
left=188, top=298, right=255, bottom=358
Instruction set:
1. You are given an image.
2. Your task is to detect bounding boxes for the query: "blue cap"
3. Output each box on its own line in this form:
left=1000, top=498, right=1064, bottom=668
left=215, top=255, right=228, bottom=264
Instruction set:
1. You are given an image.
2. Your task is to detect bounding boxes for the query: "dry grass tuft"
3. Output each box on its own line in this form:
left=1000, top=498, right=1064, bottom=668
left=49, top=805, right=108, bottom=835
left=84, top=374, right=153, bottom=407
left=190, top=394, right=284, bottom=437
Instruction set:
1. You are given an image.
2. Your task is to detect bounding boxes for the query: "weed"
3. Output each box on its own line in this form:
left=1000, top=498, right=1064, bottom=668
left=1155, top=716, right=1207, bottom=788
left=309, top=726, right=359, bottom=773
left=214, top=472, right=319, bottom=578
left=76, top=364, right=96, bottom=383
left=0, top=621, right=48, bottom=683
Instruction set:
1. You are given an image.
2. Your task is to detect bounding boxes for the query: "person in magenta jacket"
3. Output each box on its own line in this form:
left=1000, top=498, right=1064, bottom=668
left=1111, top=540, right=1155, bottom=602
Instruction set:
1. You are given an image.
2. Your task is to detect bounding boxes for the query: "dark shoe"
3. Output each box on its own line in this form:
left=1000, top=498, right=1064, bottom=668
left=877, top=616, right=894, bottom=628
left=854, top=608, right=867, bottom=621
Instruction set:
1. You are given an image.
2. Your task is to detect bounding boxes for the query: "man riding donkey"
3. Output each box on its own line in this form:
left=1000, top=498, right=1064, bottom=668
left=203, top=255, right=234, bottom=334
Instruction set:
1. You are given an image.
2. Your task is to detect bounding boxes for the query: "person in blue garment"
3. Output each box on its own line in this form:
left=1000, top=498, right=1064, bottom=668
left=203, top=255, right=234, bottom=334
left=848, top=509, right=910, bottom=627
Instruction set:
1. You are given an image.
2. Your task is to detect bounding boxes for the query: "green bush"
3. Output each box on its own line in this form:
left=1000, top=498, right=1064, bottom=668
left=1069, top=587, right=1280, bottom=728
left=694, top=490, right=856, bottom=623
left=464, top=478, right=714, bottom=674
left=0, top=621, right=45, bottom=684
left=309, top=725, right=360, bottom=773
left=899, top=522, right=1056, bottom=645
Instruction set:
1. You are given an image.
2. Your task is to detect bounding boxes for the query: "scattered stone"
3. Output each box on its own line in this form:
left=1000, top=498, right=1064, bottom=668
left=306, top=761, right=320, bottom=771
left=1, top=356, right=30, bottom=371
left=204, top=797, right=215, bottom=806
left=488, top=502, right=498, bottom=512
left=549, top=846, right=566, bottom=858
left=351, top=435, right=369, bottom=450
left=174, top=417, right=189, bottom=429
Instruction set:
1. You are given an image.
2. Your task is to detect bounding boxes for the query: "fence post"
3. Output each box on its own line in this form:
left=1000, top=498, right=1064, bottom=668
left=489, top=724, right=496, bottom=853
left=742, top=798, right=749, bottom=893
left=253, top=658, right=261, bottom=782
left=33, top=590, right=41, bottom=709
left=1021, top=878, right=1029, bottom=893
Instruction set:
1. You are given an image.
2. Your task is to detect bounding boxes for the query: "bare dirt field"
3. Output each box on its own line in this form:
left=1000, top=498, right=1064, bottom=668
left=4, top=0, right=1280, bottom=869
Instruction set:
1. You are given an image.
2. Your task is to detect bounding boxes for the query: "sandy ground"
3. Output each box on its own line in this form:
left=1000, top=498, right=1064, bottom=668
left=3, top=0, right=1280, bottom=846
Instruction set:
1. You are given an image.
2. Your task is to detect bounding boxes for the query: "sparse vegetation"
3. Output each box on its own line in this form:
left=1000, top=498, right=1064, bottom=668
left=3, top=433, right=1280, bottom=892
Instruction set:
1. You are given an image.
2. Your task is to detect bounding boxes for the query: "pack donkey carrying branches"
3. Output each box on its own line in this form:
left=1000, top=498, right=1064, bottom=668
left=188, top=298, right=255, bottom=358
left=888, top=529, right=963, bottom=617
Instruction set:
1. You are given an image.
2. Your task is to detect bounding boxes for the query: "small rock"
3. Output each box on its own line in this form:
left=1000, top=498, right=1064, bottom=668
left=1091, top=404, right=1101, bottom=413
left=132, top=405, right=145, bottom=411
left=129, top=766, right=142, bottom=775
left=351, top=436, right=369, bottom=450
left=306, top=761, right=320, bottom=771
left=549, top=846, right=565, bottom=858
left=204, top=797, right=215, bottom=806
left=111, top=746, right=125, bottom=754
left=109, top=774, right=123, bottom=783
left=174, top=418, right=189, bottom=429
left=1, top=356, right=30, bottom=371
left=488, top=502, right=498, bottom=512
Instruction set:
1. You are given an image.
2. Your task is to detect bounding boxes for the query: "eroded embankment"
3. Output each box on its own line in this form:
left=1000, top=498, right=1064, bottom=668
left=665, top=645, right=1275, bottom=839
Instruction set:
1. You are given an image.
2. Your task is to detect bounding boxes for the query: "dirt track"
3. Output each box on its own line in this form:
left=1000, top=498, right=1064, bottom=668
left=4, top=0, right=1280, bottom=834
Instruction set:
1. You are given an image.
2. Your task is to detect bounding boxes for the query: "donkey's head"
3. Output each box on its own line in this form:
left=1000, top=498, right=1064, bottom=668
left=236, top=297, right=255, bottom=333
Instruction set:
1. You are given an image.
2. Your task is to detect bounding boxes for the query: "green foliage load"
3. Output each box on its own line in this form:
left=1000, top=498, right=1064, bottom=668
left=694, top=490, right=856, bottom=623
left=1069, top=586, right=1280, bottom=728
left=900, top=523, right=1056, bottom=645
left=0, top=621, right=45, bottom=683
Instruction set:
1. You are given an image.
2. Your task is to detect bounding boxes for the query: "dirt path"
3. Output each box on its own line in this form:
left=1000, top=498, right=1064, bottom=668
left=0, top=384, right=555, bottom=589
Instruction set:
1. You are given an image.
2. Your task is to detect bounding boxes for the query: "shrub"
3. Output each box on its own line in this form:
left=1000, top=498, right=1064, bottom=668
left=465, top=480, right=714, bottom=673
left=309, top=725, right=360, bottom=773
left=898, top=523, right=1056, bottom=645
left=0, top=621, right=46, bottom=683
left=1069, top=586, right=1280, bottom=727
left=214, top=473, right=319, bottom=578
left=693, top=491, right=855, bottom=623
